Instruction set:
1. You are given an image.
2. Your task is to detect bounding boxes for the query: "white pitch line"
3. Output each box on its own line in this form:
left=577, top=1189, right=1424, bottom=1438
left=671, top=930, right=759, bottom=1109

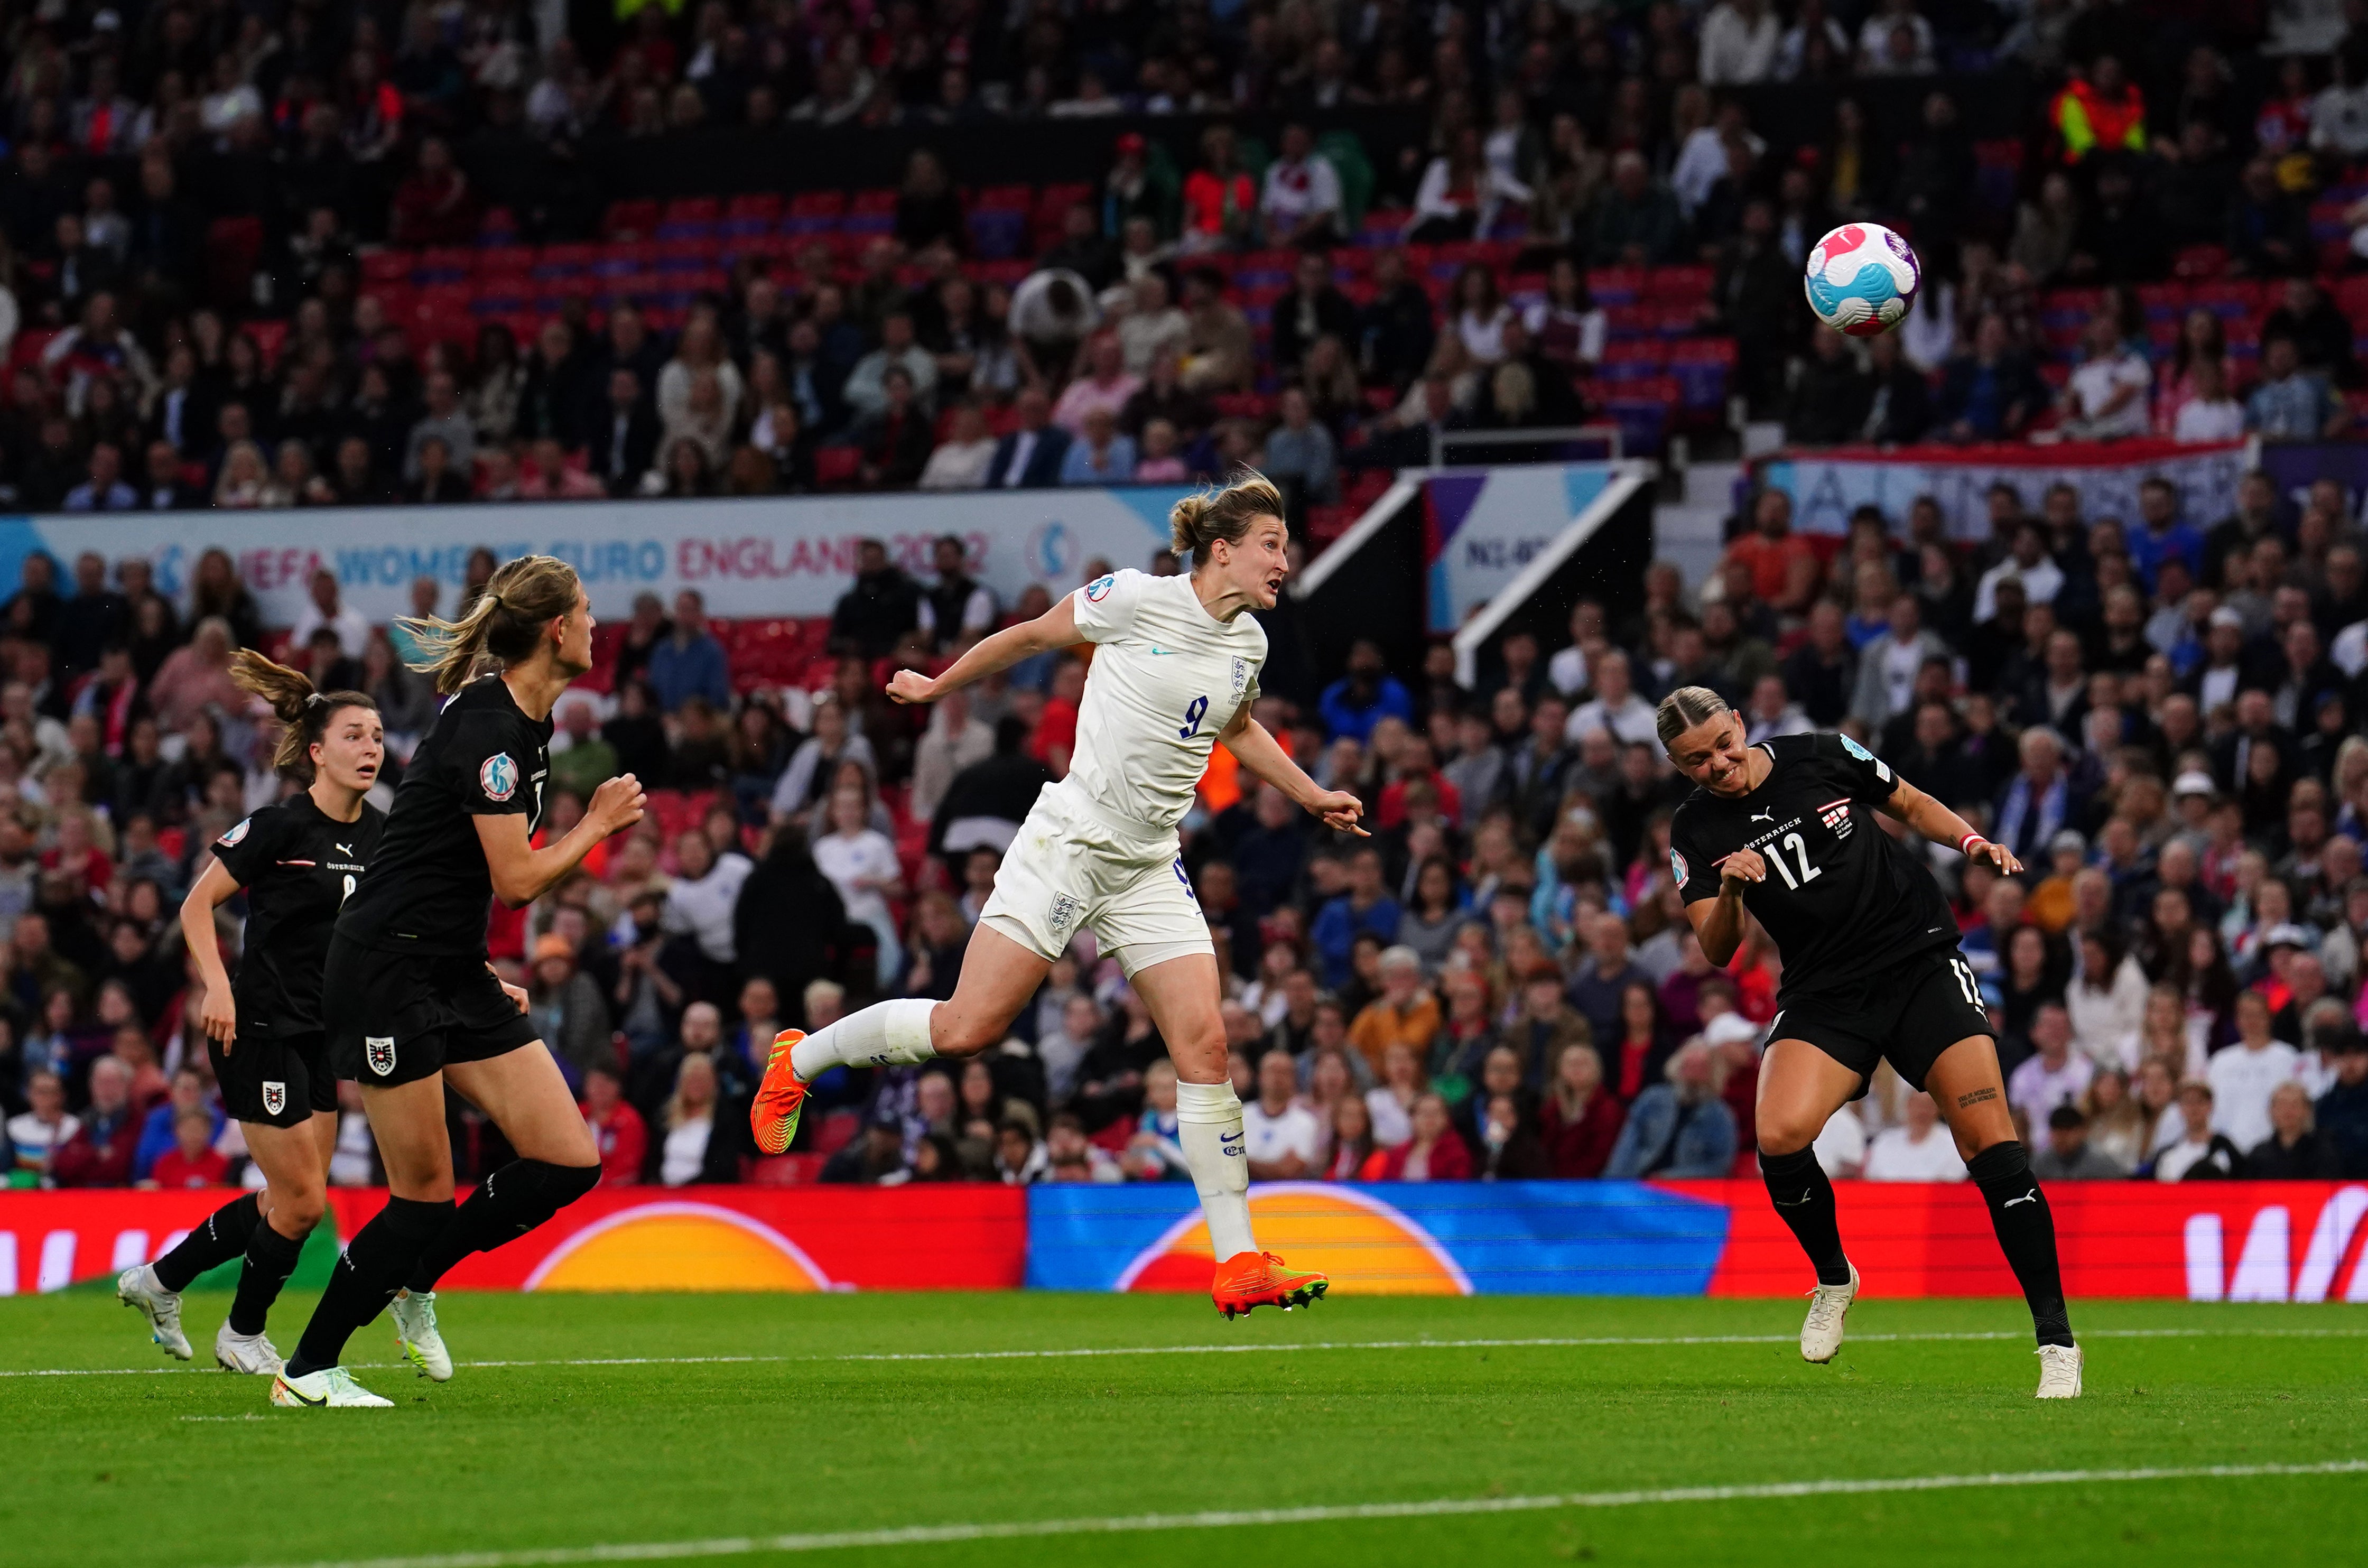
left=222, top=1459, right=2368, bottom=1568
left=8, top=1323, right=2368, bottom=1379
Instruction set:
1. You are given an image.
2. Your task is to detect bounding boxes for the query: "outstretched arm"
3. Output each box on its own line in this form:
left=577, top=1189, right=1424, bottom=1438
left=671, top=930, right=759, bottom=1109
left=887, top=597, right=1081, bottom=706
left=1880, top=777, right=2023, bottom=876
left=1219, top=707, right=1368, bottom=836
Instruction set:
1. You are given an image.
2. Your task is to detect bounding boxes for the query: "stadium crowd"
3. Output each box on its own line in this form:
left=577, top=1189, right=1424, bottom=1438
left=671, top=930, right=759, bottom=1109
left=11, top=428, right=2368, bottom=1193
left=5, top=4, right=2368, bottom=526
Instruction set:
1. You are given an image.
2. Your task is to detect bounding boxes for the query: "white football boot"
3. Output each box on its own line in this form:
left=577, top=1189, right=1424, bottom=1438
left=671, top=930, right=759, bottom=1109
left=215, top=1321, right=284, bottom=1376
left=1799, top=1263, right=1860, bottom=1364
left=270, top=1366, right=393, bottom=1408
left=2035, top=1343, right=2084, bottom=1399
left=392, top=1289, right=452, bottom=1381
left=117, top=1265, right=192, bottom=1360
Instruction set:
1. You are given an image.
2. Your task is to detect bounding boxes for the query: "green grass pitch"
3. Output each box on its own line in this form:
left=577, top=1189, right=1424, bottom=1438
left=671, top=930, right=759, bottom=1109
left=5, top=1289, right=2364, bottom=1567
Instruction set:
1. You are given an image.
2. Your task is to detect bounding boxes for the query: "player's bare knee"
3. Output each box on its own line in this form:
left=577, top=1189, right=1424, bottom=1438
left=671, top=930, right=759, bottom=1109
left=934, top=1012, right=993, bottom=1059
left=275, top=1184, right=327, bottom=1233
left=1756, top=1118, right=1819, bottom=1157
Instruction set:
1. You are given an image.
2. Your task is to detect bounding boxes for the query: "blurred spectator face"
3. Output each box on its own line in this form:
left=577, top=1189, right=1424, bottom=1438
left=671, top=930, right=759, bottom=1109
left=1257, top=1048, right=1296, bottom=1109
left=681, top=1003, right=722, bottom=1052
left=88, top=1056, right=130, bottom=1116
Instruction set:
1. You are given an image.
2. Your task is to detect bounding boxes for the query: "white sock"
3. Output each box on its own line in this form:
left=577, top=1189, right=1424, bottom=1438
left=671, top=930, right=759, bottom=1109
left=1175, top=1079, right=1257, bottom=1261
left=789, top=998, right=939, bottom=1079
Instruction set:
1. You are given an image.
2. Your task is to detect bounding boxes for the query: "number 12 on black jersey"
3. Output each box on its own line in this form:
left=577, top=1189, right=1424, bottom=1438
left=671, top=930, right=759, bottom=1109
left=1762, top=832, right=1821, bottom=891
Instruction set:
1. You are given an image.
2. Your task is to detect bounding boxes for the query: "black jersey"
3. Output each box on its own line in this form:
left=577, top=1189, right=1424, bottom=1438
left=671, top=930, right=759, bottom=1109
left=210, top=792, right=385, bottom=1035
left=338, top=674, right=552, bottom=958
left=1668, top=732, right=1959, bottom=1000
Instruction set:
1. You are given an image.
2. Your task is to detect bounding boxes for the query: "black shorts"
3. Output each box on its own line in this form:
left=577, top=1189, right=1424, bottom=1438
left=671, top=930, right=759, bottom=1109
left=323, top=934, right=541, bottom=1089
left=1769, top=945, right=1996, bottom=1096
left=210, top=1029, right=338, bottom=1129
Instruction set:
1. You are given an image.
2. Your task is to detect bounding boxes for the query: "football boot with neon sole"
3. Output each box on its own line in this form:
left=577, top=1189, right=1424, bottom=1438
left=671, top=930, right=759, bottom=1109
left=1211, top=1251, right=1329, bottom=1320
left=750, top=1029, right=809, bottom=1155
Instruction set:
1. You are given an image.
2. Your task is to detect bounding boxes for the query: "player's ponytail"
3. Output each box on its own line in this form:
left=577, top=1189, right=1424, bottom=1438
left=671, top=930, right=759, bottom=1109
left=230, top=650, right=376, bottom=781
left=1654, top=685, right=1731, bottom=748
left=1170, top=470, right=1285, bottom=562
left=398, top=554, right=583, bottom=695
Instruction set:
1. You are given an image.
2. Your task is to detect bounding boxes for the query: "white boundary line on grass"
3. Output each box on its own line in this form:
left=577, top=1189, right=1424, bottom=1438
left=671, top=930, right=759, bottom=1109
left=227, top=1459, right=2368, bottom=1568
left=9, top=1323, right=2368, bottom=1379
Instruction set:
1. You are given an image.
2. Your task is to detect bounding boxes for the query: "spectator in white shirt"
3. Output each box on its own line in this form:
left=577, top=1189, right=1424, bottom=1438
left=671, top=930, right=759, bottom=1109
left=813, top=780, right=905, bottom=989
left=662, top=825, right=755, bottom=968
left=917, top=401, right=997, bottom=490
left=1243, top=1047, right=1323, bottom=1180
left=1973, top=522, right=2065, bottom=623
left=2008, top=1004, right=2094, bottom=1135
left=2171, top=356, right=2246, bottom=443
left=287, top=568, right=372, bottom=660
left=1259, top=123, right=1345, bottom=248
left=2310, top=48, right=2368, bottom=160
left=2066, top=927, right=2149, bottom=1071
left=1863, top=1091, right=1970, bottom=1180
left=1546, top=600, right=1605, bottom=698
left=1811, top=1100, right=1868, bottom=1176
left=2058, top=313, right=2151, bottom=440
left=1565, top=648, right=1659, bottom=746
left=1856, top=0, right=1935, bottom=75
left=2153, top=1079, right=2242, bottom=1181
left=2206, top=991, right=2304, bottom=1154
left=1699, top=0, right=1781, bottom=85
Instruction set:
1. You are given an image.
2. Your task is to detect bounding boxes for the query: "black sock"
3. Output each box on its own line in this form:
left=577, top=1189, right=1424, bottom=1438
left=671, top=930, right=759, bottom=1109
left=1760, top=1145, right=1851, bottom=1287
left=405, top=1159, right=599, bottom=1295
left=227, top=1219, right=309, bottom=1338
left=1966, top=1140, right=2074, bottom=1348
left=152, top=1193, right=261, bottom=1293
left=285, top=1196, right=454, bottom=1378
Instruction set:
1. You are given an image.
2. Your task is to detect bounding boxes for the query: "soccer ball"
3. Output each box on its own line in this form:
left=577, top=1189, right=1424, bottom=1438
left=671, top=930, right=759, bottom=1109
left=1803, top=223, right=1921, bottom=338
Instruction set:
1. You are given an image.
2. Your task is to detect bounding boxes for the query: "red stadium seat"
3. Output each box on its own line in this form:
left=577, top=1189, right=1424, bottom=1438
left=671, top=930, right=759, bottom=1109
left=603, top=199, right=661, bottom=239
left=814, top=445, right=863, bottom=488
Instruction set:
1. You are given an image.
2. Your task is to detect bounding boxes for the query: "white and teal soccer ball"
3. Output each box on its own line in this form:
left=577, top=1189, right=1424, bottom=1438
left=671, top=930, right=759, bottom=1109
left=1803, top=222, right=1921, bottom=338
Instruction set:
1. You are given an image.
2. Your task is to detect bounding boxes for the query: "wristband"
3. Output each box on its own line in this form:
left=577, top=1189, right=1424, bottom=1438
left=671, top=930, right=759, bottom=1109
left=1957, top=832, right=1988, bottom=858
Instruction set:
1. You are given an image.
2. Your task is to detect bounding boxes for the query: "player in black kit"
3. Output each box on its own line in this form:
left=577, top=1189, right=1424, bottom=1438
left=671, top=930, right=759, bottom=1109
left=272, top=556, right=645, bottom=1409
left=1658, top=687, right=2083, bottom=1399
left=118, top=655, right=383, bottom=1374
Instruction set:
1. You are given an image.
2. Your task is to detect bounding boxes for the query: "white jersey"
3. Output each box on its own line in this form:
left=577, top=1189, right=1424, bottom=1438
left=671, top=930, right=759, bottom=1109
left=1063, top=569, right=1265, bottom=837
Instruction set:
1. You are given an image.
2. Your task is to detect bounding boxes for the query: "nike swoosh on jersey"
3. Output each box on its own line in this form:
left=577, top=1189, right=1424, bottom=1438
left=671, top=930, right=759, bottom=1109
left=276, top=860, right=317, bottom=867
left=1148, top=647, right=1180, bottom=656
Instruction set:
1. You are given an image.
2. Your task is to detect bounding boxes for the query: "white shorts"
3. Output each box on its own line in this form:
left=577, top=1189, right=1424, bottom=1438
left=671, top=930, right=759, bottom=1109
left=979, top=786, right=1213, bottom=978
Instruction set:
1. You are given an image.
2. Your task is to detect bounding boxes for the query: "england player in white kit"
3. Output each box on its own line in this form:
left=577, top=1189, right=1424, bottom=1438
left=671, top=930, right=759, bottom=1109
left=754, top=474, right=1363, bottom=1318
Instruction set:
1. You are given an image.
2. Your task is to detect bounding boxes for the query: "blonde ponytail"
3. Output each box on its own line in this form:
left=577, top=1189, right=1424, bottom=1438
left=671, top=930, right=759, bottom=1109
left=230, top=650, right=375, bottom=780
left=1169, top=469, right=1285, bottom=560
left=398, top=554, right=582, bottom=695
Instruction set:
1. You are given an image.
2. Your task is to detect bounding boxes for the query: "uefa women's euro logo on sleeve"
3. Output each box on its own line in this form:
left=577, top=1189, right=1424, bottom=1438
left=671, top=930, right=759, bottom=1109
left=1670, top=849, right=1688, bottom=889
left=479, top=753, right=519, bottom=802
left=1084, top=574, right=1115, bottom=602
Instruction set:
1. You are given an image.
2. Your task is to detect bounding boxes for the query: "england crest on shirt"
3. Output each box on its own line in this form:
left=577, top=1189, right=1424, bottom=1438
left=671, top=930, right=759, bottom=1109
left=479, top=753, right=519, bottom=802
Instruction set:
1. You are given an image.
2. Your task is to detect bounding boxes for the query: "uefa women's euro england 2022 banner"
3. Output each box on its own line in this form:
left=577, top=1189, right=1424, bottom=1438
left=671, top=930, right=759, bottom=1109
left=6, top=1181, right=2366, bottom=1300
left=0, top=487, right=1193, bottom=627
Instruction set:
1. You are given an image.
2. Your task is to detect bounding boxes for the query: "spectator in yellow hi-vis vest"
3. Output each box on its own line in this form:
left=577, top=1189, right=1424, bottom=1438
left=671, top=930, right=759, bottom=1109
left=2053, top=54, right=2148, bottom=163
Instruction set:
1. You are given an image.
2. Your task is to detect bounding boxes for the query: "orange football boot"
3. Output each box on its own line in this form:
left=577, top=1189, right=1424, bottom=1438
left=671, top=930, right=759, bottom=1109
left=1211, top=1251, right=1330, bottom=1320
left=750, top=1030, right=809, bottom=1155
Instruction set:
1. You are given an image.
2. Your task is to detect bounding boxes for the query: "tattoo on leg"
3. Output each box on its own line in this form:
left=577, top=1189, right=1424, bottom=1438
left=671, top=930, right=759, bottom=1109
left=1956, top=1087, right=1999, bottom=1109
